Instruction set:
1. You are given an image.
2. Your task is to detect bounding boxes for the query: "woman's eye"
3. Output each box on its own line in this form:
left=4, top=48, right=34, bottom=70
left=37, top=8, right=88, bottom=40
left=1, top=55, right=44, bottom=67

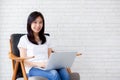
left=34, top=22, right=37, bottom=23
left=39, top=22, right=42, bottom=24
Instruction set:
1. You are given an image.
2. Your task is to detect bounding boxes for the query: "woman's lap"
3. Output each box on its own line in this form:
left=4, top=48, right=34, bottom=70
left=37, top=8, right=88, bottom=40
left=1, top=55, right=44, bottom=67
left=28, top=67, right=70, bottom=80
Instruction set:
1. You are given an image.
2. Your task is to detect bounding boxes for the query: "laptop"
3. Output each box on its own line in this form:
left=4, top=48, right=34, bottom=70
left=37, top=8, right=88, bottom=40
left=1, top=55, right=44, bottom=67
left=38, top=52, right=76, bottom=70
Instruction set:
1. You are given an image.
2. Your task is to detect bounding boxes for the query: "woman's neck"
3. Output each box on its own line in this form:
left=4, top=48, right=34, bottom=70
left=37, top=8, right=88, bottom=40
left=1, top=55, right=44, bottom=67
left=34, top=33, right=40, bottom=42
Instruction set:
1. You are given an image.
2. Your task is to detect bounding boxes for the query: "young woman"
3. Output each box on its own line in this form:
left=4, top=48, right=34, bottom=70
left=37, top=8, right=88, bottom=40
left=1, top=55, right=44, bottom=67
left=17, top=11, right=70, bottom=80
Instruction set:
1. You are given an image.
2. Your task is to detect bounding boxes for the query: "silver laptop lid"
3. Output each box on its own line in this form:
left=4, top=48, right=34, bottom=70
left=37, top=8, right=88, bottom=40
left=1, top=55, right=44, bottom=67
left=45, top=52, right=76, bottom=70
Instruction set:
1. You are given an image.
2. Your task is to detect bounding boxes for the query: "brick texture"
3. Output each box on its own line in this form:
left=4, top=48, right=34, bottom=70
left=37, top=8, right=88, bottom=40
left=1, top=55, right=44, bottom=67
left=0, top=0, right=120, bottom=80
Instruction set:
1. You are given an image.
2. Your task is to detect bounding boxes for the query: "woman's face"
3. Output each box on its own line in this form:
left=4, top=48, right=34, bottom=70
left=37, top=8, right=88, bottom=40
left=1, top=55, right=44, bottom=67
left=31, top=16, right=43, bottom=34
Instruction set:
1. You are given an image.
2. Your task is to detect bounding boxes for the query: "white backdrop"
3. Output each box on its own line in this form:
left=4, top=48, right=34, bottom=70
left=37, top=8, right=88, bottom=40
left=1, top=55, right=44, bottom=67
left=0, top=0, right=120, bottom=80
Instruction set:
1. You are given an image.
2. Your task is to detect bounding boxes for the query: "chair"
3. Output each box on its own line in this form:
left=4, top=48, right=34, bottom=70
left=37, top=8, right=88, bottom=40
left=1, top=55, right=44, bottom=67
left=9, top=33, right=81, bottom=80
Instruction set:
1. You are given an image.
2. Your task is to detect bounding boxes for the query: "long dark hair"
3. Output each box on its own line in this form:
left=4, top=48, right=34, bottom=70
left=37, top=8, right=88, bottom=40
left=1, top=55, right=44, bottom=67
left=27, top=11, right=46, bottom=45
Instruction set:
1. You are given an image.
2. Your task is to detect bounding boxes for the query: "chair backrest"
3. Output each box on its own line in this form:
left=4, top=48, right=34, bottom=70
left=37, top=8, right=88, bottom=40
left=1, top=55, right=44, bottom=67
left=11, top=34, right=25, bottom=57
left=10, top=33, right=50, bottom=79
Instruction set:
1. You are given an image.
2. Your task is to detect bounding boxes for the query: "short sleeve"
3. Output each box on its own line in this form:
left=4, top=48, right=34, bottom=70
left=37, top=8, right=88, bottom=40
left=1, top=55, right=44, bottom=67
left=46, top=36, right=53, bottom=48
left=17, top=35, right=27, bottom=49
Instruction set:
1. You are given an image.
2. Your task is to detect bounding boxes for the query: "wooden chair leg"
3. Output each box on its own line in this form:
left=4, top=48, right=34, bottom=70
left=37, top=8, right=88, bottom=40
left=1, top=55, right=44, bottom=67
left=12, top=61, right=19, bottom=80
left=12, top=60, right=15, bottom=71
left=20, top=61, right=28, bottom=80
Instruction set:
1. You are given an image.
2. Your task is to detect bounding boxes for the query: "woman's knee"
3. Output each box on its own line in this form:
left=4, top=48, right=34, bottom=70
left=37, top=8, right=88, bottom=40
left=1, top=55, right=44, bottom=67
left=29, top=68, right=44, bottom=77
left=58, top=68, right=70, bottom=80
left=49, top=70, right=61, bottom=80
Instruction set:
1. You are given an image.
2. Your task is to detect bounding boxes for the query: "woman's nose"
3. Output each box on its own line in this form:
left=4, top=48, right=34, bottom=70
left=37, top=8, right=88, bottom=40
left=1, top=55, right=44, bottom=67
left=36, top=23, right=40, bottom=27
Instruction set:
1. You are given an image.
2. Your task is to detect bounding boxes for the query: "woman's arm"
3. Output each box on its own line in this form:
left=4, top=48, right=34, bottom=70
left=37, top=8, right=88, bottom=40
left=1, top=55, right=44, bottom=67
left=48, top=48, right=52, bottom=58
left=18, top=47, right=46, bottom=68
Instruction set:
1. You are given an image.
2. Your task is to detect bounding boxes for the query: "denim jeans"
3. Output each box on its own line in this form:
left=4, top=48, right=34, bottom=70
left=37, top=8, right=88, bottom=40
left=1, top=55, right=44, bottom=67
left=28, top=67, right=70, bottom=80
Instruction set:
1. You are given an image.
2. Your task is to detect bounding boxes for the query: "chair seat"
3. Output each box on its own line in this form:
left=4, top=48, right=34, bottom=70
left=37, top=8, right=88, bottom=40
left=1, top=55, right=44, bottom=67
left=16, top=76, right=48, bottom=80
left=70, top=72, right=80, bottom=80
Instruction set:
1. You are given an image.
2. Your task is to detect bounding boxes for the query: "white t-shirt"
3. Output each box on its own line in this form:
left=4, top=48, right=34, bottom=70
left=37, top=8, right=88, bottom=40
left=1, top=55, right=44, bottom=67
left=17, top=35, right=52, bottom=73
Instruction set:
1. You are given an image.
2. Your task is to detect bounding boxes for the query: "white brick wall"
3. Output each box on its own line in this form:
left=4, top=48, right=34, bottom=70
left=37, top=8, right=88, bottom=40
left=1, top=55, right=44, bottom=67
left=0, top=0, right=120, bottom=80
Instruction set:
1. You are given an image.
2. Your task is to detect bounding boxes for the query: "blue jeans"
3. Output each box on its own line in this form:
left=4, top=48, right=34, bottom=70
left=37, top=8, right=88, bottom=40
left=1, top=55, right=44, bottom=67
left=28, top=67, right=70, bottom=80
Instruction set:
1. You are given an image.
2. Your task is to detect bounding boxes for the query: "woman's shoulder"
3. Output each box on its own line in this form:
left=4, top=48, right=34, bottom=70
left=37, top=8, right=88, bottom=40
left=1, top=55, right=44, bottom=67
left=20, top=34, right=28, bottom=41
left=45, top=34, right=52, bottom=44
left=21, top=34, right=27, bottom=38
left=44, top=34, right=53, bottom=47
left=17, top=34, right=28, bottom=48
